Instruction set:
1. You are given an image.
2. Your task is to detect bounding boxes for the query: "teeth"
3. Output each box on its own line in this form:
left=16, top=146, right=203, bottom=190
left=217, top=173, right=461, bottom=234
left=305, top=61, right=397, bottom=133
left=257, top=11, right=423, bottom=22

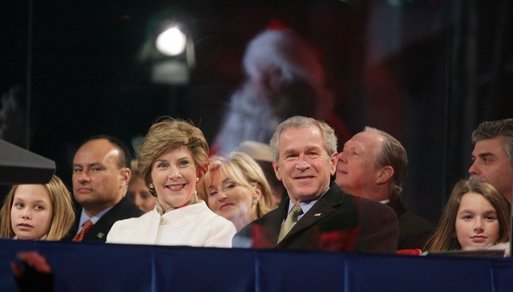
left=167, top=184, right=185, bottom=191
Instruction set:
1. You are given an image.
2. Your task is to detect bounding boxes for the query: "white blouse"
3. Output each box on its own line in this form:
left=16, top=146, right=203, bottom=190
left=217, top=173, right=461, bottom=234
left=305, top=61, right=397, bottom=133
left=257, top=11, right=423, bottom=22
left=106, top=201, right=236, bottom=247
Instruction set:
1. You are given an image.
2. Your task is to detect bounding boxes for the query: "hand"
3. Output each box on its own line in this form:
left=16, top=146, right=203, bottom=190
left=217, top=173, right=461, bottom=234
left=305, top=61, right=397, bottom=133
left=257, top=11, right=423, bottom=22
left=10, top=251, right=54, bottom=292
left=10, top=251, right=53, bottom=276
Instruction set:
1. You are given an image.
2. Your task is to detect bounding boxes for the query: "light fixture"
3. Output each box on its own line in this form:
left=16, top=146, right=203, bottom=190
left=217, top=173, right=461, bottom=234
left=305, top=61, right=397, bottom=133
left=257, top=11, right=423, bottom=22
left=155, top=26, right=187, bottom=56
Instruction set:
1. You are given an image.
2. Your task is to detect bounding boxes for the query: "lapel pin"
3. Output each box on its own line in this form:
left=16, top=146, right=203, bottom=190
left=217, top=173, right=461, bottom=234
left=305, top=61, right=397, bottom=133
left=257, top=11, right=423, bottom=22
left=314, top=213, right=322, bottom=217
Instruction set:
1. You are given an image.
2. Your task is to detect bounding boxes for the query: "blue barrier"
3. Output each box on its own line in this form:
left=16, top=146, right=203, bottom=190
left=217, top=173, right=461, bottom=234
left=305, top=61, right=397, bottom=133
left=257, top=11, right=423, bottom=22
left=1, top=239, right=512, bottom=292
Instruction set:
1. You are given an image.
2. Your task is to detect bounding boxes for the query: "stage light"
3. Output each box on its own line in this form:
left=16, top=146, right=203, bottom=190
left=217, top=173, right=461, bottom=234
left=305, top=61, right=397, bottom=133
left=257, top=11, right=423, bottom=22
left=155, top=26, right=187, bottom=56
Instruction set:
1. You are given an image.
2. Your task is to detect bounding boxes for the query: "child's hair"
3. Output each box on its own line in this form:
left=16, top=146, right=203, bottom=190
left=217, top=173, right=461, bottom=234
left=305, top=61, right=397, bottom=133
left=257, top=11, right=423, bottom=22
left=0, top=175, right=76, bottom=240
left=425, top=178, right=511, bottom=252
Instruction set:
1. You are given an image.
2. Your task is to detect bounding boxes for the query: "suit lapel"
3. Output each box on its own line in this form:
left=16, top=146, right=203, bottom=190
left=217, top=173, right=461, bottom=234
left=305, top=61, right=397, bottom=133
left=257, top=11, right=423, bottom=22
left=277, top=186, right=346, bottom=245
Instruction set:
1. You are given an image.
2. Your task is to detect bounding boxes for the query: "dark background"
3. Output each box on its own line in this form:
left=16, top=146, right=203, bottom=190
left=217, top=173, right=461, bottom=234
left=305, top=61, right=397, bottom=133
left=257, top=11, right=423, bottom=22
left=1, top=0, right=512, bottom=224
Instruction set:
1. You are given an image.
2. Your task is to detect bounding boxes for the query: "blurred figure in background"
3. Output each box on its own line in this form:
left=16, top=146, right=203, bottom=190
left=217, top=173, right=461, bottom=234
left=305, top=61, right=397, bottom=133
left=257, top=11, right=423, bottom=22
left=238, top=140, right=284, bottom=207
left=127, top=160, right=156, bottom=212
left=0, top=85, right=27, bottom=148
left=213, top=28, right=350, bottom=156
left=198, top=152, right=274, bottom=231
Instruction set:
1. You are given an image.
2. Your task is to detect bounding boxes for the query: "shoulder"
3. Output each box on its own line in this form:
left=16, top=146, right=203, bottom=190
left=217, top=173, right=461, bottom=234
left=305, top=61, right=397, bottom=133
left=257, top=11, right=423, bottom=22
left=112, top=196, right=144, bottom=216
left=194, top=202, right=235, bottom=229
left=111, top=211, right=155, bottom=230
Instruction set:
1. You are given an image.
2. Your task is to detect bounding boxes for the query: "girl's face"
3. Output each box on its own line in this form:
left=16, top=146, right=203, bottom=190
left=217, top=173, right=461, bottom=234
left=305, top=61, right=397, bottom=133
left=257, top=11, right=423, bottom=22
left=455, top=192, right=500, bottom=250
left=10, top=185, right=53, bottom=240
left=150, top=146, right=199, bottom=210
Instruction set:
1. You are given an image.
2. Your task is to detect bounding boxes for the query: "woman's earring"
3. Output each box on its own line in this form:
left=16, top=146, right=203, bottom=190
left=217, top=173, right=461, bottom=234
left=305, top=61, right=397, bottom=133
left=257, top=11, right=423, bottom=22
left=196, top=177, right=199, bottom=183
left=149, top=183, right=154, bottom=189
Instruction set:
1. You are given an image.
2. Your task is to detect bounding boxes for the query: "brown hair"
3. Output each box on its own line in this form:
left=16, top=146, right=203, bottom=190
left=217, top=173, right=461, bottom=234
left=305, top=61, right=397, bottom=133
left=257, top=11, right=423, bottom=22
left=138, top=118, right=209, bottom=196
left=425, top=179, right=510, bottom=252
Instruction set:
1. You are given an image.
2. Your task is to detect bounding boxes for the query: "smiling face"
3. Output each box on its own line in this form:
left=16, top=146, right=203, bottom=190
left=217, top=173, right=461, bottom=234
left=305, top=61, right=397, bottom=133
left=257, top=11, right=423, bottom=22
left=455, top=192, right=500, bottom=250
left=10, top=185, right=53, bottom=240
left=206, top=166, right=258, bottom=229
left=273, top=125, right=337, bottom=203
left=150, top=146, right=199, bottom=210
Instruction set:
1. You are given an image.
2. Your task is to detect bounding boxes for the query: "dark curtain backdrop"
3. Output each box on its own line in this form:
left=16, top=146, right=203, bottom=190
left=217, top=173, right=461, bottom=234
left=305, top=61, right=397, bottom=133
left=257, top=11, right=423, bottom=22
left=1, top=0, right=512, bottom=224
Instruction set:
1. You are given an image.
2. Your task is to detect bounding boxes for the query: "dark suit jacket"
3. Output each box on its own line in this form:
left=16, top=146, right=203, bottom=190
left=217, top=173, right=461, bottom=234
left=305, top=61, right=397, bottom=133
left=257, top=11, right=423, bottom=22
left=386, top=199, right=434, bottom=250
left=64, top=196, right=143, bottom=242
left=236, top=184, right=398, bottom=254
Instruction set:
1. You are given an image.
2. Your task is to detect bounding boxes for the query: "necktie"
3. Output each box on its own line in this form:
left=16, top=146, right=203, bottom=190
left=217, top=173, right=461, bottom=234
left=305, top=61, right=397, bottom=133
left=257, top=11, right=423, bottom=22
left=277, top=204, right=303, bottom=242
left=72, top=220, right=93, bottom=242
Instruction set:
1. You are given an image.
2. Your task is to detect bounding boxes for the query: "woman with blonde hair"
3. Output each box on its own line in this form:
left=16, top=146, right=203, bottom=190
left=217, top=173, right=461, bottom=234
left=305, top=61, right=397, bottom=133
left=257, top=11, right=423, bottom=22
left=0, top=175, right=75, bottom=240
left=107, top=118, right=236, bottom=247
left=198, top=152, right=274, bottom=231
left=425, top=179, right=510, bottom=252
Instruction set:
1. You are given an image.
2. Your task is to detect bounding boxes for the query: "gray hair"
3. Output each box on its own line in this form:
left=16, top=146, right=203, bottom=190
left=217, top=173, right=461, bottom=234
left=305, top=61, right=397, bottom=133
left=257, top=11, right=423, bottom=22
left=471, top=118, right=513, bottom=166
left=269, top=116, right=337, bottom=161
left=364, top=126, right=408, bottom=199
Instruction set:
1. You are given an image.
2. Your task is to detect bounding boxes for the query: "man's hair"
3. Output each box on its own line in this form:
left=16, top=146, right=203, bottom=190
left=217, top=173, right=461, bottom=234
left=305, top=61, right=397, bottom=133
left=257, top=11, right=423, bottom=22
left=79, top=135, right=132, bottom=169
left=364, top=127, right=408, bottom=200
left=269, top=116, right=337, bottom=161
left=471, top=118, right=513, bottom=166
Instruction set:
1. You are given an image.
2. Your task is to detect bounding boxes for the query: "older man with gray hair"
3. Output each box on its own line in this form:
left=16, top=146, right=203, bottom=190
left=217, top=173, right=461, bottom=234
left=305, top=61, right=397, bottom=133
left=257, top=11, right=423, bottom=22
left=336, top=127, right=433, bottom=250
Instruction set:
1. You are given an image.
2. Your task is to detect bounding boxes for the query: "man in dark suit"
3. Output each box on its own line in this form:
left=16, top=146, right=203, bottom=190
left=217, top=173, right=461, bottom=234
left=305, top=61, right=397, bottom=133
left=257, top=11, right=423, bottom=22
left=236, top=116, right=398, bottom=253
left=64, top=135, right=143, bottom=242
left=336, top=127, right=434, bottom=250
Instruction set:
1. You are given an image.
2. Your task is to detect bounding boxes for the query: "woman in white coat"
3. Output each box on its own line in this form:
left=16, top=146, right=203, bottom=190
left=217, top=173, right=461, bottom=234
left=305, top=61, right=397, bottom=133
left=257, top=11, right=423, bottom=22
left=107, top=118, right=236, bottom=247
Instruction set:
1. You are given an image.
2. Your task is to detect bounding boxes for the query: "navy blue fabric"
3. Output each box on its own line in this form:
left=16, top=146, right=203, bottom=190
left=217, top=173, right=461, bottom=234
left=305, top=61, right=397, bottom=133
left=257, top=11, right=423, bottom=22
left=1, top=239, right=512, bottom=292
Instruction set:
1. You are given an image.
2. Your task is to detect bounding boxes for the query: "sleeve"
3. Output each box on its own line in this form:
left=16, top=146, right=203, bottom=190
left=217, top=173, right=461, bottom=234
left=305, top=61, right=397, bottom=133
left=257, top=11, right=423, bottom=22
left=204, top=218, right=237, bottom=248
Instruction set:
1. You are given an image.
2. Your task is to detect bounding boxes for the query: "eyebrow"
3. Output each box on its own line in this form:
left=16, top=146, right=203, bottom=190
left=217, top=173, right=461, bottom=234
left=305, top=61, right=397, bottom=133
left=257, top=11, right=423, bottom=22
left=477, top=153, right=495, bottom=159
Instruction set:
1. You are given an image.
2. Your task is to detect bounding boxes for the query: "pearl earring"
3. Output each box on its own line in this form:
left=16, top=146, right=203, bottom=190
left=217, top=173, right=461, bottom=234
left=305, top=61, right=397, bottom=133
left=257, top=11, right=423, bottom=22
left=149, top=183, right=154, bottom=189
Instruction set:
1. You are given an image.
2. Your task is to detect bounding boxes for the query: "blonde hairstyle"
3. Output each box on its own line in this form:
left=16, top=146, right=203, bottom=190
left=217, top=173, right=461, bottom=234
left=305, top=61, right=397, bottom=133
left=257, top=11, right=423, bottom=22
left=425, top=179, right=510, bottom=252
left=138, top=118, right=209, bottom=196
left=198, top=152, right=273, bottom=218
left=0, top=175, right=76, bottom=240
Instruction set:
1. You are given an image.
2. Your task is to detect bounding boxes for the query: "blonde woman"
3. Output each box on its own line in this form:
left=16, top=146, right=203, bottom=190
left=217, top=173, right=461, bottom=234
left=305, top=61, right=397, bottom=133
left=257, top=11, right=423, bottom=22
left=198, top=152, right=274, bottom=231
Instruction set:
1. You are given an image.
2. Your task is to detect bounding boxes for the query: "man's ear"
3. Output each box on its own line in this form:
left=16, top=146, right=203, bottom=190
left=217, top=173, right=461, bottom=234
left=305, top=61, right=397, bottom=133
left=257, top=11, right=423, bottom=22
left=376, top=166, right=394, bottom=185
left=272, top=161, right=282, bottom=181
left=120, top=167, right=131, bottom=187
left=329, top=152, right=338, bottom=176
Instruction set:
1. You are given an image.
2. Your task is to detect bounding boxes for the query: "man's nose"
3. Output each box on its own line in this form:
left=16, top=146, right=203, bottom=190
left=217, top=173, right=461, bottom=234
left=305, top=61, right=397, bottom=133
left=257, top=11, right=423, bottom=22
left=468, top=161, right=480, bottom=175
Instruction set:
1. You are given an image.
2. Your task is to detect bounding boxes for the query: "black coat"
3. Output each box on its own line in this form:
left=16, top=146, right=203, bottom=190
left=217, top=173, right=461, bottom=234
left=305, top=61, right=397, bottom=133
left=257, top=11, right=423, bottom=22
left=236, top=184, right=399, bottom=254
left=386, top=198, right=434, bottom=250
left=64, top=196, right=143, bottom=242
